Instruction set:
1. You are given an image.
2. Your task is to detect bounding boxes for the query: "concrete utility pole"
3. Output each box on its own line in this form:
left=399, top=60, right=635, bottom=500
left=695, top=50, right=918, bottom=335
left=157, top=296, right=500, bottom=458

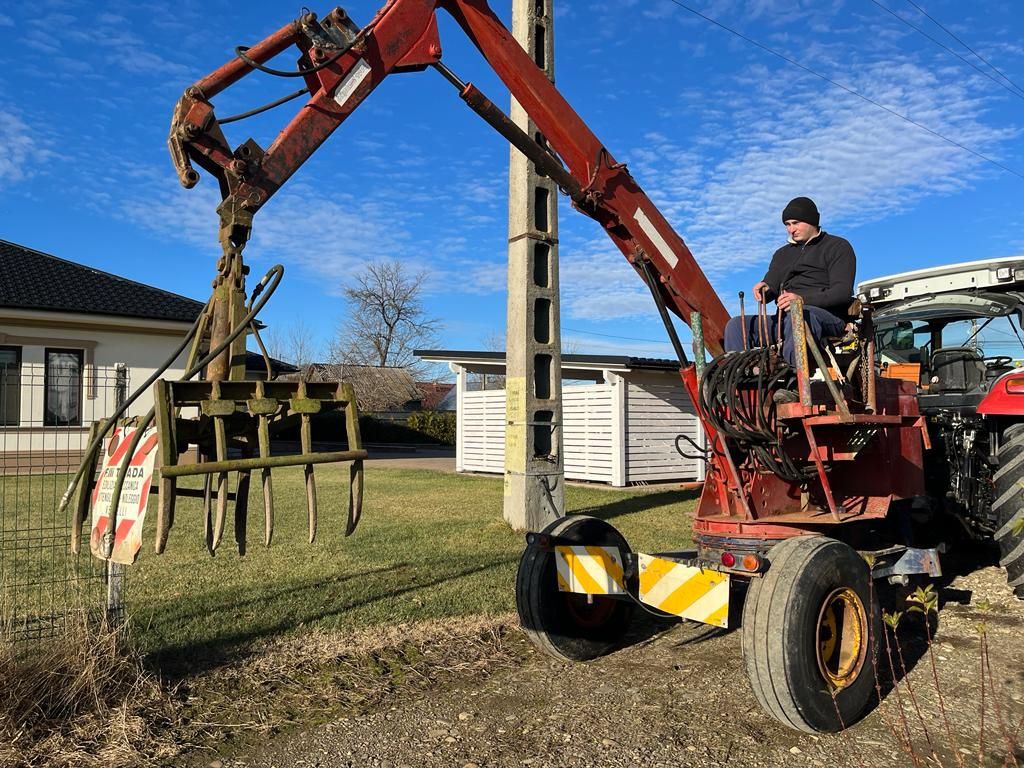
left=504, top=0, right=565, bottom=531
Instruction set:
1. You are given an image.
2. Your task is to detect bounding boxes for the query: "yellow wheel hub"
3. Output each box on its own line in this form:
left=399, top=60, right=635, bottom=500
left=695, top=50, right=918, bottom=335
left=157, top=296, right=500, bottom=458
left=815, top=587, right=868, bottom=690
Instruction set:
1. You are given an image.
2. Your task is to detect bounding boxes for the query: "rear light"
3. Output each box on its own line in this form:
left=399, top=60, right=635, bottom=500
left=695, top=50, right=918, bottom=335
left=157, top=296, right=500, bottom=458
left=721, top=552, right=736, bottom=568
left=1006, top=376, right=1024, bottom=394
left=526, top=532, right=552, bottom=549
left=742, top=554, right=761, bottom=571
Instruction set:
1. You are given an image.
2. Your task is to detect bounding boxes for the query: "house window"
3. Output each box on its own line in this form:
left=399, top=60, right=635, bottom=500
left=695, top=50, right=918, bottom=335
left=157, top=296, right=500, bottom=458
left=0, top=346, right=20, bottom=426
left=44, top=348, right=83, bottom=427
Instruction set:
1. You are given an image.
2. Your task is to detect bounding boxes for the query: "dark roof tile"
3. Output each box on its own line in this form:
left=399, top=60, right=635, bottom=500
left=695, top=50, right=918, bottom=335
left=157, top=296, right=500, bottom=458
left=0, top=239, right=205, bottom=322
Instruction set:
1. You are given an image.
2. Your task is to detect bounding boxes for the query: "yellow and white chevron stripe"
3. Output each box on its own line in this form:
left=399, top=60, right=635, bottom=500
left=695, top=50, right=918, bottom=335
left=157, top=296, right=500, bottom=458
left=555, top=545, right=626, bottom=596
left=637, top=553, right=730, bottom=628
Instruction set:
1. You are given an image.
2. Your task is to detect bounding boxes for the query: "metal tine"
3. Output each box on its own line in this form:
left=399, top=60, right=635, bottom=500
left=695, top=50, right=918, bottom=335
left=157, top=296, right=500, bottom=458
left=202, top=467, right=214, bottom=552
left=292, top=379, right=318, bottom=544
left=234, top=463, right=252, bottom=556
left=70, top=420, right=103, bottom=554
left=341, top=382, right=364, bottom=537
left=250, top=380, right=275, bottom=546
left=302, top=422, right=317, bottom=543
left=210, top=380, right=231, bottom=553
left=346, top=459, right=364, bottom=536
left=152, top=381, right=177, bottom=554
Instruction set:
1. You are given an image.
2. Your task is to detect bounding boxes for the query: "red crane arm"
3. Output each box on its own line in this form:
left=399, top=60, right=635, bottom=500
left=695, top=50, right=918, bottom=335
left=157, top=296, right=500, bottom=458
left=169, top=0, right=729, bottom=355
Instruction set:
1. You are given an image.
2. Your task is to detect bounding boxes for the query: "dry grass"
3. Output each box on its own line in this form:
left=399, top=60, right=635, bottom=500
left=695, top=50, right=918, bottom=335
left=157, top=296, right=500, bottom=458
left=172, top=613, right=525, bottom=759
left=0, top=610, right=523, bottom=767
left=0, top=612, right=178, bottom=768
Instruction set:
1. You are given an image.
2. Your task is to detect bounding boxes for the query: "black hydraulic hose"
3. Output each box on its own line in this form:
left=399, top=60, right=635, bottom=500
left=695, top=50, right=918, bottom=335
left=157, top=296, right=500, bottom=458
left=218, top=87, right=309, bottom=125
left=58, top=296, right=212, bottom=513
left=234, top=42, right=351, bottom=78
left=60, top=264, right=285, bottom=517
left=698, top=347, right=815, bottom=484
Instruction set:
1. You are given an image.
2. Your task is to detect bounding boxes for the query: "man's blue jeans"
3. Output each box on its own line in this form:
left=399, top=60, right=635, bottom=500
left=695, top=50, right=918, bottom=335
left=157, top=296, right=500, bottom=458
left=724, top=306, right=847, bottom=367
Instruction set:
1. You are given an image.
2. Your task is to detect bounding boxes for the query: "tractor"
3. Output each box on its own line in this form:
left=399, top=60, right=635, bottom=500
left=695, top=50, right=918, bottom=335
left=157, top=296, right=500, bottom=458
left=151, top=0, right=1024, bottom=732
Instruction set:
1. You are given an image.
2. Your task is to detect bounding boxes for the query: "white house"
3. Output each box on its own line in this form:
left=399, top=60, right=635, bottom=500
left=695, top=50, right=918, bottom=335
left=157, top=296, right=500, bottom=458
left=0, top=239, right=294, bottom=472
left=416, top=350, right=706, bottom=487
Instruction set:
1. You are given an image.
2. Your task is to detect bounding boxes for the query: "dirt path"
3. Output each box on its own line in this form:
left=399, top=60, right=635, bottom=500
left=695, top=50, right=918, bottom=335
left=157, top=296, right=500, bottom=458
left=203, top=565, right=1024, bottom=768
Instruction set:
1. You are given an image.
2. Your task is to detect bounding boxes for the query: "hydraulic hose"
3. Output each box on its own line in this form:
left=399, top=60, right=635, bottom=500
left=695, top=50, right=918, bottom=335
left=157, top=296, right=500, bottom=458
left=60, top=264, right=285, bottom=520
left=698, top=347, right=815, bottom=484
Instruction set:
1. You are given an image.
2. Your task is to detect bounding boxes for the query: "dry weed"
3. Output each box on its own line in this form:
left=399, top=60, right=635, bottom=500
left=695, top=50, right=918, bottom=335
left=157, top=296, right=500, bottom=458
left=0, top=612, right=179, bottom=768
left=1, top=612, right=522, bottom=766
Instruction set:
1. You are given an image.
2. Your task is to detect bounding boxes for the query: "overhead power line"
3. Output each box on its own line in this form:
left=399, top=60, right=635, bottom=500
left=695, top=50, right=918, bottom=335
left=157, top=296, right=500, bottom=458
left=904, top=0, right=1024, bottom=98
left=661, top=0, right=1024, bottom=182
left=563, top=326, right=670, bottom=344
left=868, top=0, right=1024, bottom=101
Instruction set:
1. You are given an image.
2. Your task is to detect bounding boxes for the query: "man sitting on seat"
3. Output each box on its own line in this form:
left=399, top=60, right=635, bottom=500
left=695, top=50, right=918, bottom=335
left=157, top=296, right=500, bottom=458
left=724, top=196, right=856, bottom=370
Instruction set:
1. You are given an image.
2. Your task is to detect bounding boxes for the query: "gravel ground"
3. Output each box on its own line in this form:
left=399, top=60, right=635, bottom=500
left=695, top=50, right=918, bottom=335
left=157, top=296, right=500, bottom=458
left=210, top=566, right=1024, bottom=768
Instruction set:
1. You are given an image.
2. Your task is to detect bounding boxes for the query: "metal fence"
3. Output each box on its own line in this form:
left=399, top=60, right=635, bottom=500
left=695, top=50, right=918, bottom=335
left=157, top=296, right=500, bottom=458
left=1, top=362, right=129, bottom=640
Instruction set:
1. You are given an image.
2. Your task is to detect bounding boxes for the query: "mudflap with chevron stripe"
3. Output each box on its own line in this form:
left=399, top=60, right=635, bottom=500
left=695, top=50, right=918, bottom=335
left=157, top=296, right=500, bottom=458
left=636, top=553, right=730, bottom=627
left=554, top=546, right=731, bottom=629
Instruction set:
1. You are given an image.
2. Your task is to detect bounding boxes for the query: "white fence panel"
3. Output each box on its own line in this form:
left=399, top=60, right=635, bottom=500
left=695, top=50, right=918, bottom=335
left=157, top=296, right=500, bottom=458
left=625, top=381, right=703, bottom=482
left=563, top=384, right=615, bottom=483
left=460, top=389, right=505, bottom=473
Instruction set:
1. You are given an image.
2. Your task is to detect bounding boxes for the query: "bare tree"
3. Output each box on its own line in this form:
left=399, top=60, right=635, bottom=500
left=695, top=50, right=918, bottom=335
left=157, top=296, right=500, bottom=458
left=332, top=261, right=439, bottom=375
left=476, top=330, right=507, bottom=390
left=263, top=317, right=321, bottom=374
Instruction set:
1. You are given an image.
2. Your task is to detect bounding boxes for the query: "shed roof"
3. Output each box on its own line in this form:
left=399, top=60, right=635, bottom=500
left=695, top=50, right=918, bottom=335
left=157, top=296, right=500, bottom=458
left=0, top=239, right=205, bottom=323
left=415, top=349, right=681, bottom=379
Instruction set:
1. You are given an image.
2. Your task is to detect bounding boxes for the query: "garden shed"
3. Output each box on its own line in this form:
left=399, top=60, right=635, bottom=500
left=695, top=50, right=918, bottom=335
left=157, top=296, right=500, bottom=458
left=415, top=351, right=705, bottom=487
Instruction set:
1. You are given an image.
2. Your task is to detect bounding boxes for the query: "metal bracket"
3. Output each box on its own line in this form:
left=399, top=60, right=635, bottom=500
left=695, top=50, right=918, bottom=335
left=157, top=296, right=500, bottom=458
left=868, top=546, right=942, bottom=581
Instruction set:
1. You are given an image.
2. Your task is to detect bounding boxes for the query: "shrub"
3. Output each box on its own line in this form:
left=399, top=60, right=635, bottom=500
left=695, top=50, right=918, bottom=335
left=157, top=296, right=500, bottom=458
left=405, top=411, right=456, bottom=445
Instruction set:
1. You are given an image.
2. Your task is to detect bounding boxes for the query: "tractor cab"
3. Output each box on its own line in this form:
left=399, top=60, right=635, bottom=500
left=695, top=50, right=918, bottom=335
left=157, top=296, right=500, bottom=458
left=860, top=256, right=1024, bottom=406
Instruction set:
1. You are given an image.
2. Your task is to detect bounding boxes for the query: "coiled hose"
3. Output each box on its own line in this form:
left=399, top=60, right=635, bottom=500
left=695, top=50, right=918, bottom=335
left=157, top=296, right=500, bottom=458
left=698, top=347, right=816, bottom=484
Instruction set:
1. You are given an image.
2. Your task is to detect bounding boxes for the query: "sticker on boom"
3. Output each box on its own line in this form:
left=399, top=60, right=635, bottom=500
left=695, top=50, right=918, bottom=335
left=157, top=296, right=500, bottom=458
left=638, top=553, right=730, bottom=628
left=555, top=545, right=626, bottom=595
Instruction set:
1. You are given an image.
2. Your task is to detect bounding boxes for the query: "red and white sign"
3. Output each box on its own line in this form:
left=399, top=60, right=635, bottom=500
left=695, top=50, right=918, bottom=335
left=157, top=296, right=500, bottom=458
left=90, top=425, right=159, bottom=565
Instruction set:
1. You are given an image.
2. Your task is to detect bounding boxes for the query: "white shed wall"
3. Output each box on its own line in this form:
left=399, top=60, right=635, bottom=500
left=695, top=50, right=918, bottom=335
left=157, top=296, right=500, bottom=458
left=459, top=389, right=506, bottom=474
left=457, top=376, right=706, bottom=486
left=624, top=376, right=704, bottom=483
left=562, top=384, right=615, bottom=482
left=459, top=384, right=618, bottom=483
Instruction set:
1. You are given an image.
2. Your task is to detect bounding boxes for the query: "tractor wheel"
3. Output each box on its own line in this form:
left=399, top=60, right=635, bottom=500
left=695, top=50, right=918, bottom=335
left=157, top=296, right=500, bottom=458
left=741, top=536, right=880, bottom=733
left=993, top=426, right=1024, bottom=599
left=516, top=515, right=635, bottom=661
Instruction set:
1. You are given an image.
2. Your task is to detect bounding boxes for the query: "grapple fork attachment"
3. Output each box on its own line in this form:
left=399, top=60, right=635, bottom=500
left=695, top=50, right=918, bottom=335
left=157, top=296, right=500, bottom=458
left=152, top=378, right=367, bottom=554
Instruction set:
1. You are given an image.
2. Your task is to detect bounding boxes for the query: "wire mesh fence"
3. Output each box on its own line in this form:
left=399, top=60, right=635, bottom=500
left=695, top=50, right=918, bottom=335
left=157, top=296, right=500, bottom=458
left=1, top=361, right=130, bottom=641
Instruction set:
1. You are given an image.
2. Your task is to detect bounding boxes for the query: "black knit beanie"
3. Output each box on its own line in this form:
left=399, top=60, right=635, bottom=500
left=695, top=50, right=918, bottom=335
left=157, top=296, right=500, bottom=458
left=782, top=197, right=820, bottom=227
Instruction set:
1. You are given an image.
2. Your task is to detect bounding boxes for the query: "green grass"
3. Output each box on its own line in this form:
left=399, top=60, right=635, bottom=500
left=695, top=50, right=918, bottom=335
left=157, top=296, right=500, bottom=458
left=128, top=467, right=697, bottom=663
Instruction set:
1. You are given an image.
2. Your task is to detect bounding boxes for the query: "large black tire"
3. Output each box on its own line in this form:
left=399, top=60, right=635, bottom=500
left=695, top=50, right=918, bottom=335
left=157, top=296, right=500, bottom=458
left=993, top=426, right=1024, bottom=599
left=516, top=515, right=635, bottom=661
left=742, top=536, right=881, bottom=733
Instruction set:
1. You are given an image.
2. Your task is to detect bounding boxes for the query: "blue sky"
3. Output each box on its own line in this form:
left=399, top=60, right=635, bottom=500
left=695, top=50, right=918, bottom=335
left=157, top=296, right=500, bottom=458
left=1, top=0, right=1022, bottom=372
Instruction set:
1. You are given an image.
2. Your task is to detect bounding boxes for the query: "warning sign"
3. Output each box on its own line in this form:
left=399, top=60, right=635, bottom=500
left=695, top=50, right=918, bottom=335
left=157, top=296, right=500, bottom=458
left=90, top=425, right=159, bottom=565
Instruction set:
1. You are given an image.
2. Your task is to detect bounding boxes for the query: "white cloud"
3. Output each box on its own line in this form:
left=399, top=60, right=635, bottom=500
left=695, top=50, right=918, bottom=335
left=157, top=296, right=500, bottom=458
left=0, top=110, right=56, bottom=183
left=626, top=59, right=1017, bottom=279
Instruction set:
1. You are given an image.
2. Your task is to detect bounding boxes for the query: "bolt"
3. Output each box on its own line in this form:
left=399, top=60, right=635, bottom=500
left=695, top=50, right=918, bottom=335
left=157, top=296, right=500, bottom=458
left=429, top=43, right=442, bottom=57
left=230, top=159, right=247, bottom=176
left=311, top=47, right=325, bottom=61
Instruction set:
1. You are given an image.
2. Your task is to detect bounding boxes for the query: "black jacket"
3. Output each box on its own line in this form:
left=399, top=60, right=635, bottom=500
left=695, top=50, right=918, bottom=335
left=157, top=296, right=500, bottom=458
left=762, top=231, right=856, bottom=317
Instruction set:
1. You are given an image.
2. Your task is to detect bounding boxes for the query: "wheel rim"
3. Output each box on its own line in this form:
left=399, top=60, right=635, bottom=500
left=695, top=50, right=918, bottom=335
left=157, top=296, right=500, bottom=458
left=815, top=587, right=868, bottom=690
left=563, top=591, right=618, bottom=629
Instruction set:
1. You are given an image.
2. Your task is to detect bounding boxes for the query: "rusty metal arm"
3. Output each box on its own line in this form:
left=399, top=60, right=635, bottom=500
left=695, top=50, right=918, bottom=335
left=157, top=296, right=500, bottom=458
left=169, top=0, right=729, bottom=355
